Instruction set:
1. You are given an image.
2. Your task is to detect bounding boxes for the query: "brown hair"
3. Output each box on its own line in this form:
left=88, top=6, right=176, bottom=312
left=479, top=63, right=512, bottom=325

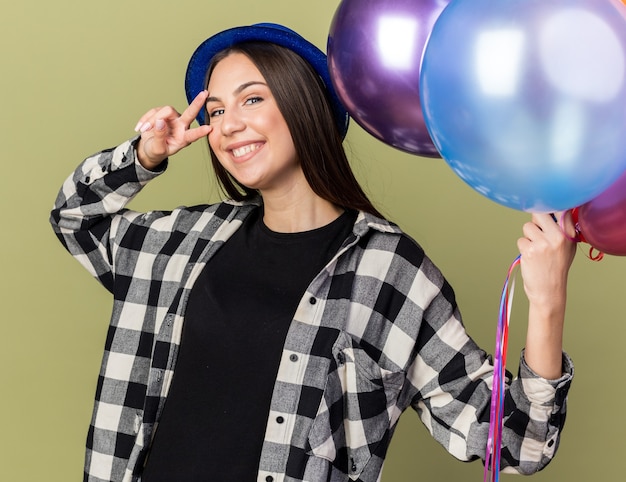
left=204, top=42, right=383, bottom=218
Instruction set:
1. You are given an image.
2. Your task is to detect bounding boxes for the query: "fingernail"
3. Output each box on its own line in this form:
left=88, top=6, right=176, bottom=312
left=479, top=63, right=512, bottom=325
left=134, top=121, right=143, bottom=132
left=155, top=119, right=166, bottom=131
left=139, top=122, right=152, bottom=133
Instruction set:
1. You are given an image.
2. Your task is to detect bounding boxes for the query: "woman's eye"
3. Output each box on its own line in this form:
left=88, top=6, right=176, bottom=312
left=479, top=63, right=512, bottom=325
left=245, top=96, right=263, bottom=106
left=209, top=108, right=224, bottom=118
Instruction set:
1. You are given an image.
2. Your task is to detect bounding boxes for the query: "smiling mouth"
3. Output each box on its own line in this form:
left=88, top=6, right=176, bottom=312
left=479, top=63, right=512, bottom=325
left=232, top=143, right=263, bottom=158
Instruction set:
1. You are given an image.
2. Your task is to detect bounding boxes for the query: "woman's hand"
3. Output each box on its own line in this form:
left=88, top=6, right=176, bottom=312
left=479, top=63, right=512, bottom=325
left=517, top=212, right=577, bottom=307
left=134, top=90, right=212, bottom=170
left=517, top=211, right=577, bottom=379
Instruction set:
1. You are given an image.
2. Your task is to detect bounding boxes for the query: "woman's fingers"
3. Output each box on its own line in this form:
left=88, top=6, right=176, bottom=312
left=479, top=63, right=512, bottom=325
left=134, top=93, right=211, bottom=168
left=520, top=212, right=575, bottom=246
left=134, top=90, right=208, bottom=137
left=175, top=92, right=212, bottom=146
left=184, top=124, right=213, bottom=144
left=553, top=210, right=577, bottom=240
left=148, top=118, right=170, bottom=157
left=134, top=107, right=161, bottom=133
left=517, top=212, right=577, bottom=306
left=179, top=90, right=209, bottom=126
left=134, top=106, right=181, bottom=133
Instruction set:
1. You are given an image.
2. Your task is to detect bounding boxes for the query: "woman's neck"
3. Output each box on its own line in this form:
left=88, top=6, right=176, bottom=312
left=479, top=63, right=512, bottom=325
left=260, top=186, right=344, bottom=233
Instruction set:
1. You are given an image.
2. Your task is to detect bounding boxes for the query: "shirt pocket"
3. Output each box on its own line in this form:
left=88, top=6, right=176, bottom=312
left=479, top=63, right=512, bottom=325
left=307, top=331, right=404, bottom=480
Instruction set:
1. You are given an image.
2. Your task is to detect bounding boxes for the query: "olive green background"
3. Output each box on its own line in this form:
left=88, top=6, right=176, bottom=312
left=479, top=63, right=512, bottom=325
left=2, top=0, right=624, bottom=480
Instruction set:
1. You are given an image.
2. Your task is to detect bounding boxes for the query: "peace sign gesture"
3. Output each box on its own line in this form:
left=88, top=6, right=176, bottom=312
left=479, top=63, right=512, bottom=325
left=135, top=90, right=212, bottom=170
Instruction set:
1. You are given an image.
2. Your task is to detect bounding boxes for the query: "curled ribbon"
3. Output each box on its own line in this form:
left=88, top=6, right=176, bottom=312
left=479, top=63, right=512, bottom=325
left=484, top=254, right=520, bottom=482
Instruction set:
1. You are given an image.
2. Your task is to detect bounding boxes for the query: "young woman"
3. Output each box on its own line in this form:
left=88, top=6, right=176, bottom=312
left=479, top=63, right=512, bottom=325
left=50, top=23, right=576, bottom=482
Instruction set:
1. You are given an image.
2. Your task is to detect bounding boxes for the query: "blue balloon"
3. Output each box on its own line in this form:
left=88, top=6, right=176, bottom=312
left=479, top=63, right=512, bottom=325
left=420, top=0, right=626, bottom=212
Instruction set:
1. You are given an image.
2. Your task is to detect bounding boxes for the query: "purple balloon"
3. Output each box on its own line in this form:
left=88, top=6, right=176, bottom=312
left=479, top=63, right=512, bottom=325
left=327, top=0, right=448, bottom=157
left=578, top=169, right=626, bottom=256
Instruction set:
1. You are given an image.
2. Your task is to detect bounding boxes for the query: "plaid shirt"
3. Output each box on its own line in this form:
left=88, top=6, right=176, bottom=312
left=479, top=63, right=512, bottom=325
left=51, top=138, right=573, bottom=482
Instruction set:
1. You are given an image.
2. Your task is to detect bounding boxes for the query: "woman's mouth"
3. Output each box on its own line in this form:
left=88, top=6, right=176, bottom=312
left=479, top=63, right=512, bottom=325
left=232, top=143, right=263, bottom=158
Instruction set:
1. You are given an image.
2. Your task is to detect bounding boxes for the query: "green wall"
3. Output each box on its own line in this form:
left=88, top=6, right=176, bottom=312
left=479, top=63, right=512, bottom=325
left=2, top=0, right=624, bottom=480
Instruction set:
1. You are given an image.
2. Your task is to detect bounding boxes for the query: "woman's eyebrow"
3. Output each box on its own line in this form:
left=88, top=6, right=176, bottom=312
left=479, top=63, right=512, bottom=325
left=206, top=81, right=268, bottom=103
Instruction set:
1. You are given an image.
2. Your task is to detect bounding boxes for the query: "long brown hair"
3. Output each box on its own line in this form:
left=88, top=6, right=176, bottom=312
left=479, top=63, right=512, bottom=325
left=204, top=42, right=383, bottom=218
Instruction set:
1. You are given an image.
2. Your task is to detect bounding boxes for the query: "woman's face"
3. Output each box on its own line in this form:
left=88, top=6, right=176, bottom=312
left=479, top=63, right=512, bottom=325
left=206, top=52, right=301, bottom=196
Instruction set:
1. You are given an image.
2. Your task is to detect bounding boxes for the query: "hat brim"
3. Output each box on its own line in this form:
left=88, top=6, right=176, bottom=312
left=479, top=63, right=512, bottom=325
left=184, top=23, right=349, bottom=138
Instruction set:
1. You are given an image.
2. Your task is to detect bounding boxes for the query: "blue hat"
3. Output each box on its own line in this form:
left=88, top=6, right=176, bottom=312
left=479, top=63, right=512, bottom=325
left=185, top=23, right=349, bottom=138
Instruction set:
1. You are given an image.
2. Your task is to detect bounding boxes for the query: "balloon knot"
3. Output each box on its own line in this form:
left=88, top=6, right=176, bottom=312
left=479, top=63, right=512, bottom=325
left=569, top=207, right=586, bottom=243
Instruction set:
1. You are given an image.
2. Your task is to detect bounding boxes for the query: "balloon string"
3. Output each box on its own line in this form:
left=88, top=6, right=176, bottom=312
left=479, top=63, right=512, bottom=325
left=484, top=254, right=521, bottom=482
left=586, top=246, right=604, bottom=261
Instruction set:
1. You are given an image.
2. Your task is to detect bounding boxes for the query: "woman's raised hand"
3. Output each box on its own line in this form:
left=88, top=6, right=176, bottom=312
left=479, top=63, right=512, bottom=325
left=134, top=90, right=212, bottom=170
left=517, top=212, right=576, bottom=307
left=517, top=211, right=577, bottom=379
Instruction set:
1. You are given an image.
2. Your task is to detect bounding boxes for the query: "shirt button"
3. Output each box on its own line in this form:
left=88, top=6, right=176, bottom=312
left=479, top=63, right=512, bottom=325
left=309, top=297, right=316, bottom=305
left=276, top=416, right=284, bottom=424
left=289, top=354, right=298, bottom=362
left=337, top=352, right=345, bottom=365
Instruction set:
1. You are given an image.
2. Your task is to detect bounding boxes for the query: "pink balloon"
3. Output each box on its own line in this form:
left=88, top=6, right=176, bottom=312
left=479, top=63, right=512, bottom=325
left=578, top=168, right=626, bottom=256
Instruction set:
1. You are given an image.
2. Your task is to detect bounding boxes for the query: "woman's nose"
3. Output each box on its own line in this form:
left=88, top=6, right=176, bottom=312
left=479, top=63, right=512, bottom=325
left=220, top=108, right=246, bottom=136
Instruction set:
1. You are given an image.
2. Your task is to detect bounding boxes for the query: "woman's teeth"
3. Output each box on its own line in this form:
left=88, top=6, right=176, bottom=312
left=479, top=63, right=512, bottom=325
left=232, top=143, right=260, bottom=158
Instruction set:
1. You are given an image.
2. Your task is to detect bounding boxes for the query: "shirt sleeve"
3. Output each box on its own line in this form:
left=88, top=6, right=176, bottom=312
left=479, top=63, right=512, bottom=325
left=49, top=137, right=167, bottom=292
left=403, top=254, right=573, bottom=475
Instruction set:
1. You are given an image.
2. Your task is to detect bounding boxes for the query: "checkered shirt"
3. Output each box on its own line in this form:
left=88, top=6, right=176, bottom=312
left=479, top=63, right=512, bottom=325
left=50, top=138, right=573, bottom=482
